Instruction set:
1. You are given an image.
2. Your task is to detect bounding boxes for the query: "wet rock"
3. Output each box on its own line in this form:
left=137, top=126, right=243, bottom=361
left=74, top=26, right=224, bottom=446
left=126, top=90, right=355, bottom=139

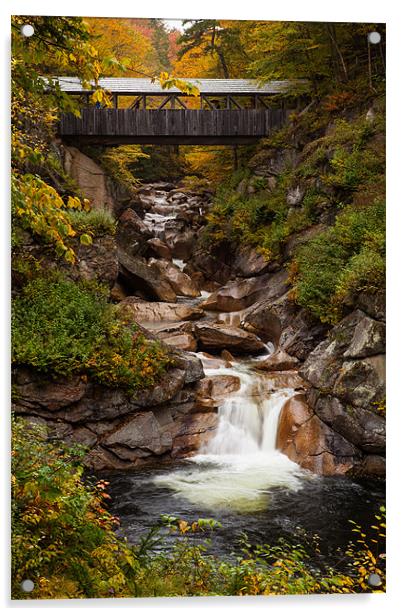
left=276, top=393, right=314, bottom=449
left=243, top=292, right=328, bottom=356
left=194, top=323, right=266, bottom=355
left=119, top=298, right=204, bottom=323
left=196, top=352, right=231, bottom=370
left=172, top=352, right=204, bottom=384
left=148, top=258, right=200, bottom=298
left=221, top=349, right=235, bottom=366
left=164, top=220, right=196, bottom=260
left=146, top=238, right=172, bottom=260
left=277, top=395, right=360, bottom=475
left=172, top=412, right=219, bottom=458
left=160, top=332, right=197, bottom=352
left=254, top=370, right=308, bottom=393
left=117, top=248, right=177, bottom=302
left=257, top=349, right=299, bottom=372
left=196, top=375, right=241, bottom=401
left=200, top=270, right=289, bottom=312
left=103, top=411, right=172, bottom=456
left=350, top=455, right=385, bottom=478
left=117, top=208, right=151, bottom=258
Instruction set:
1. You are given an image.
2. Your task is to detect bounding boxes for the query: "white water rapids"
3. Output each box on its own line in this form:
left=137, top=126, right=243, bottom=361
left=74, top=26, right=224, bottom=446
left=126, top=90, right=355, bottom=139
left=154, top=357, right=306, bottom=512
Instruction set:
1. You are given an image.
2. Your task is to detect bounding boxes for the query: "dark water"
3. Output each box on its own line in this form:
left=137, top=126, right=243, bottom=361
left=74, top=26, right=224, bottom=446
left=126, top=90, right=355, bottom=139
left=93, top=461, right=385, bottom=572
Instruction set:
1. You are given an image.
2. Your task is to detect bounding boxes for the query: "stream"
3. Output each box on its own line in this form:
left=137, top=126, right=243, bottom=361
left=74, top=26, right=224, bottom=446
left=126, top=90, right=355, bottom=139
left=101, top=183, right=385, bottom=571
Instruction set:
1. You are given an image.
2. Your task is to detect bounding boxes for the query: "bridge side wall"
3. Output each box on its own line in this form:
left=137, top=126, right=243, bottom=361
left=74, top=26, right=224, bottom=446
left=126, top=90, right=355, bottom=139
left=59, top=108, right=286, bottom=140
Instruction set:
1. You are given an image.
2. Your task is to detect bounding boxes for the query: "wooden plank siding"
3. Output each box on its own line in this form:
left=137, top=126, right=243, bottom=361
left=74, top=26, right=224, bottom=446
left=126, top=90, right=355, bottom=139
left=59, top=108, right=286, bottom=145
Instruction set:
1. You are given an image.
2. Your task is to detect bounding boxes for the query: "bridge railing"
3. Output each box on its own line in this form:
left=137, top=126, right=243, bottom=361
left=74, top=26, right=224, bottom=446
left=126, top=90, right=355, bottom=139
left=59, top=108, right=287, bottom=140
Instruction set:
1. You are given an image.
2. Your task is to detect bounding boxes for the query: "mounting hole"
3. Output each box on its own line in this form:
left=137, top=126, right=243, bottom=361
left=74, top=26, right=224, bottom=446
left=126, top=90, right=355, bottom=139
left=367, top=573, right=382, bottom=587
left=21, top=579, right=34, bottom=592
left=21, top=24, right=35, bottom=38
left=368, top=32, right=381, bottom=45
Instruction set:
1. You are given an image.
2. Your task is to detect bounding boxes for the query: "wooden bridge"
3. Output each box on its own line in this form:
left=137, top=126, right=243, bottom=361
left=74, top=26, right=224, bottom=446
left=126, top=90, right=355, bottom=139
left=55, top=77, right=301, bottom=145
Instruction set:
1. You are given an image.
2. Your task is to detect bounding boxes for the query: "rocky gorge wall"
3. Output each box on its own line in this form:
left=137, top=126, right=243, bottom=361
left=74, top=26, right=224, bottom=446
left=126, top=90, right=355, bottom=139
left=12, top=136, right=385, bottom=479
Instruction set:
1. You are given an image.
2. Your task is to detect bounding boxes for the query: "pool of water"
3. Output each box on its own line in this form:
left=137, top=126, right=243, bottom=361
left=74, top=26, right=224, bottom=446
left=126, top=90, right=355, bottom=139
left=96, top=460, right=385, bottom=572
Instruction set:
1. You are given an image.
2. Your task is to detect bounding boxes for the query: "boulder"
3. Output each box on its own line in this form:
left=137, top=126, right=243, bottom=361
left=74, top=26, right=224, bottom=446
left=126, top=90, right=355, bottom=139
left=252, top=370, right=307, bottom=393
left=333, top=355, right=385, bottom=411
left=357, top=290, right=385, bottom=321
left=146, top=238, right=172, bottom=260
left=117, top=248, right=177, bottom=302
left=172, top=412, right=219, bottom=458
left=350, top=455, right=385, bottom=478
left=103, top=411, right=173, bottom=457
left=194, top=323, right=266, bottom=354
left=173, top=352, right=204, bottom=384
left=277, top=394, right=360, bottom=475
left=256, top=349, right=299, bottom=372
left=163, top=220, right=196, bottom=260
left=13, top=367, right=188, bottom=424
left=243, top=292, right=328, bottom=356
left=301, top=311, right=385, bottom=412
left=13, top=369, right=87, bottom=411
left=232, top=246, right=270, bottom=277
left=160, top=332, right=197, bottom=352
left=343, top=316, right=385, bottom=358
left=196, top=375, right=241, bottom=402
left=200, top=270, right=289, bottom=312
left=117, top=208, right=151, bottom=258
left=148, top=258, right=200, bottom=298
left=314, top=394, right=386, bottom=454
left=191, top=248, right=232, bottom=285
left=119, top=298, right=204, bottom=323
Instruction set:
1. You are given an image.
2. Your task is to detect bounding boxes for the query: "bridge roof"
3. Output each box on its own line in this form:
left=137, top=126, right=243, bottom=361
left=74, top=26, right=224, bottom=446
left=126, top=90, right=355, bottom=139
left=50, top=76, right=303, bottom=96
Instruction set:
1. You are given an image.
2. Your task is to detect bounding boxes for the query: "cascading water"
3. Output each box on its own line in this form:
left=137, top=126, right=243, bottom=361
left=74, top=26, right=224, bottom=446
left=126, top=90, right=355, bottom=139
left=205, top=372, right=291, bottom=456
left=154, top=359, right=307, bottom=512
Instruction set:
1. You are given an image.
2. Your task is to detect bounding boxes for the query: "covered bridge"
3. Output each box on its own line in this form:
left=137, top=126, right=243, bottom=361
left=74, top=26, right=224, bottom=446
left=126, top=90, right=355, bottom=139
left=56, top=77, right=303, bottom=145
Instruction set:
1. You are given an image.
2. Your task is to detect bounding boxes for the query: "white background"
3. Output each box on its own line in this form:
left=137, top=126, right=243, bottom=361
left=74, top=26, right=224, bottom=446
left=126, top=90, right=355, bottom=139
left=1, top=0, right=400, bottom=614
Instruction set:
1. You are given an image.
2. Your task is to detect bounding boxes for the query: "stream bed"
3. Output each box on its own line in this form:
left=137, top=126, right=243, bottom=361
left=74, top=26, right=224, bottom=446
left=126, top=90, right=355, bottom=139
left=96, top=183, right=385, bottom=574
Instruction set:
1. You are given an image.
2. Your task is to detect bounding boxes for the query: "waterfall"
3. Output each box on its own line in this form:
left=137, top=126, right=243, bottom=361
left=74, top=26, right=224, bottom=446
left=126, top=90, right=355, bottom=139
left=204, top=368, right=291, bottom=457
left=153, top=359, right=304, bottom=512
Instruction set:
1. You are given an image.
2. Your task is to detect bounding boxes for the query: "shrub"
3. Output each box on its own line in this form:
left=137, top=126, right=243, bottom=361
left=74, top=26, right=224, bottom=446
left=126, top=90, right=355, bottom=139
left=65, top=208, right=117, bottom=236
left=11, top=417, right=139, bottom=599
left=291, top=200, right=385, bottom=323
left=11, top=419, right=385, bottom=599
left=12, top=173, right=92, bottom=263
left=12, top=275, right=171, bottom=391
